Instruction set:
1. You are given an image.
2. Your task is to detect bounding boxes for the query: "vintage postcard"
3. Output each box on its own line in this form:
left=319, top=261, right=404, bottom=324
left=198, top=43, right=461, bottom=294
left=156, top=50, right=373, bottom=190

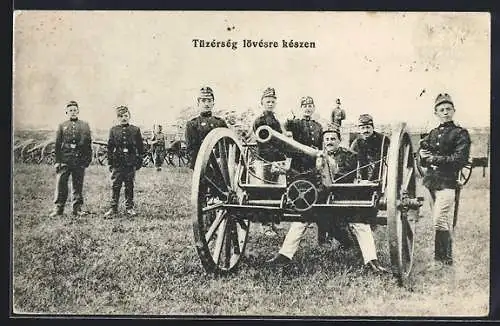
left=12, top=11, right=490, bottom=317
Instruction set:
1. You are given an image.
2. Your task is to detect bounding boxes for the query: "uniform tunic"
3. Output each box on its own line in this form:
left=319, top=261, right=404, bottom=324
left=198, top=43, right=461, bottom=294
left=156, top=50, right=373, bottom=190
left=185, top=111, right=228, bottom=169
left=331, top=107, right=346, bottom=127
left=420, top=121, right=471, bottom=190
left=284, top=117, right=323, bottom=172
left=107, top=123, right=144, bottom=209
left=53, top=118, right=92, bottom=213
left=252, top=110, right=286, bottom=162
left=350, top=131, right=390, bottom=181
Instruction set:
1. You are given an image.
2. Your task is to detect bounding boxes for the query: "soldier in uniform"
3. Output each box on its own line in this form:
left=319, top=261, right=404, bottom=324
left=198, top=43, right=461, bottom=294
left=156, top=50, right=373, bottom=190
left=185, top=86, right=228, bottom=170
left=50, top=100, right=93, bottom=217
left=150, top=124, right=166, bottom=171
left=284, top=96, right=323, bottom=173
left=252, top=87, right=287, bottom=236
left=350, top=114, right=390, bottom=181
left=252, top=87, right=286, bottom=182
left=419, top=93, right=471, bottom=269
left=267, top=129, right=388, bottom=273
left=104, top=106, right=144, bottom=218
left=331, top=98, right=346, bottom=128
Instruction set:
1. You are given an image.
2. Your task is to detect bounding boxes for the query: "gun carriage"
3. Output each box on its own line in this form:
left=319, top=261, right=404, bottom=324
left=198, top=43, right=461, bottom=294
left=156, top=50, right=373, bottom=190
left=191, top=123, right=424, bottom=285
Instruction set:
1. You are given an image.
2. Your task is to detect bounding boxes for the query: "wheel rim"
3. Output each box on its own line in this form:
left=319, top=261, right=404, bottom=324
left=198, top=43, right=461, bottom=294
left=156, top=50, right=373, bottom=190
left=192, top=128, right=249, bottom=273
left=459, top=161, right=472, bottom=185
left=386, top=124, right=417, bottom=284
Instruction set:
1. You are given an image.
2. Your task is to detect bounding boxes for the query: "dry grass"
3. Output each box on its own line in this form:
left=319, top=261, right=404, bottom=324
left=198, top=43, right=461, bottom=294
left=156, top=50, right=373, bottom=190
left=12, top=163, right=490, bottom=317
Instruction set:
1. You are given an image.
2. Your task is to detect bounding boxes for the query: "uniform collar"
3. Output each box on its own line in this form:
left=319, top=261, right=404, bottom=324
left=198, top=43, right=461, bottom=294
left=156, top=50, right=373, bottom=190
left=302, top=116, right=311, bottom=121
left=262, top=110, right=274, bottom=116
left=69, top=118, right=78, bottom=122
left=120, top=123, right=130, bottom=127
left=439, top=121, right=455, bottom=128
left=200, top=111, right=212, bottom=118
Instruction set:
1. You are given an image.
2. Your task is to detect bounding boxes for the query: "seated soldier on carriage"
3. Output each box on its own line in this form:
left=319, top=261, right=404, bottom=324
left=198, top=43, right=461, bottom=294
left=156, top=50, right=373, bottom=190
left=266, top=121, right=389, bottom=273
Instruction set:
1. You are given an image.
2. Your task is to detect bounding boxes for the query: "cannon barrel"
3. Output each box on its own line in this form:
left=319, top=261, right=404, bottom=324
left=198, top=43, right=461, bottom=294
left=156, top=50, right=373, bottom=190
left=255, top=125, right=321, bottom=159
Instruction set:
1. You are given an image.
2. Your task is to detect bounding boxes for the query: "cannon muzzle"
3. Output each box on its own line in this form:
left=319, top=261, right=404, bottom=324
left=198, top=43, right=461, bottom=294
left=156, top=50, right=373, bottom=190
left=255, top=125, right=321, bottom=159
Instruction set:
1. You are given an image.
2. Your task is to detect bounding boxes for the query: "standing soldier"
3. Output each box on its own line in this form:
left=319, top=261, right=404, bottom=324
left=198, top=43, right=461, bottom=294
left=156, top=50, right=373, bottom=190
left=350, top=114, right=390, bottom=181
left=419, top=93, right=471, bottom=270
left=150, top=124, right=166, bottom=171
left=185, top=86, right=228, bottom=170
left=252, top=87, right=287, bottom=236
left=284, top=96, right=323, bottom=173
left=104, top=106, right=144, bottom=218
left=50, top=100, right=92, bottom=217
left=252, top=87, right=286, bottom=182
left=331, top=98, right=346, bottom=128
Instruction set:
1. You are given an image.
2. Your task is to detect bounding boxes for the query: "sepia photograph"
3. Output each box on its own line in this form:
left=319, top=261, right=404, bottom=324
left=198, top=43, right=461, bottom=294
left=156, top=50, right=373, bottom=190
left=12, top=11, right=490, bottom=316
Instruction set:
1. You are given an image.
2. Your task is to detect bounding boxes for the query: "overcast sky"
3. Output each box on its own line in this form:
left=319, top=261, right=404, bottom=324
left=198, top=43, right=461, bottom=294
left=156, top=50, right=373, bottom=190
left=13, top=11, right=490, bottom=130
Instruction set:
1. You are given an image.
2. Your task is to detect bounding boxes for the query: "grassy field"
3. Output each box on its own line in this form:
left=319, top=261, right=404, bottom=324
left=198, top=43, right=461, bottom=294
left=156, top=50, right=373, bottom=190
left=12, top=163, right=489, bottom=317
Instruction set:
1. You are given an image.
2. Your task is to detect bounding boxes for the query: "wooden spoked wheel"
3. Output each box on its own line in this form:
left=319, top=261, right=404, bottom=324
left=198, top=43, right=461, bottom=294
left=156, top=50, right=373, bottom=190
left=191, top=128, right=249, bottom=274
left=386, top=123, right=418, bottom=286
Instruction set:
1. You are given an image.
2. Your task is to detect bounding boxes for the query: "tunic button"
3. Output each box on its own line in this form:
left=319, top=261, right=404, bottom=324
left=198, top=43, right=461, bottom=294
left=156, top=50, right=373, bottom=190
left=436, top=142, right=440, bottom=146
left=437, top=134, right=441, bottom=138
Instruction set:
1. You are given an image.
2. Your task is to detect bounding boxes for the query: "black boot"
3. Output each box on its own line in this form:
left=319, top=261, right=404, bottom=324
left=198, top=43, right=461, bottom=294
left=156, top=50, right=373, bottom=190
left=434, top=230, right=445, bottom=261
left=443, top=231, right=453, bottom=265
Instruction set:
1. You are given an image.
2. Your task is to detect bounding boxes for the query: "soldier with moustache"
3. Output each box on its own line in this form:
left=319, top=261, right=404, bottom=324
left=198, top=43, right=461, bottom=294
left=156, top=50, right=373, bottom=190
left=50, top=100, right=93, bottom=217
left=267, top=129, right=388, bottom=273
left=185, top=86, right=228, bottom=170
left=350, top=114, right=390, bottom=181
left=284, top=96, right=323, bottom=173
left=419, top=93, right=471, bottom=270
left=104, top=106, right=144, bottom=218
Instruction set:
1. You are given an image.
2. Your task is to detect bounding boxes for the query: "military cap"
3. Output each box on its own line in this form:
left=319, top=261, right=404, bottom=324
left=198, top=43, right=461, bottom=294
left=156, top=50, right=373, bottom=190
left=434, top=93, right=454, bottom=108
left=261, top=87, right=277, bottom=99
left=198, top=86, right=215, bottom=100
left=66, top=100, right=78, bottom=108
left=336, top=98, right=341, bottom=105
left=300, top=96, right=314, bottom=107
left=322, top=129, right=341, bottom=141
left=358, top=114, right=374, bottom=126
left=115, top=105, right=129, bottom=116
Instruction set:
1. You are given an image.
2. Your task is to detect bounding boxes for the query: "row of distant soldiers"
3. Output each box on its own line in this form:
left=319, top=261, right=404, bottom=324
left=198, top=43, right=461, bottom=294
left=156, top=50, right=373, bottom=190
left=49, top=87, right=470, bottom=272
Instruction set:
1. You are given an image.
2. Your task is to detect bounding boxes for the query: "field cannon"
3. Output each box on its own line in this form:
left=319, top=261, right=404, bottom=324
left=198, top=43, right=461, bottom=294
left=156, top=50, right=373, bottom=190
left=166, top=140, right=189, bottom=167
left=92, top=140, right=108, bottom=165
left=191, top=123, right=424, bottom=286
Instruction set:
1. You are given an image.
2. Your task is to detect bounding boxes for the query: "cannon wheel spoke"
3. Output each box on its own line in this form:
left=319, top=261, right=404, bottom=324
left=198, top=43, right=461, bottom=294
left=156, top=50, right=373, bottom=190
left=192, top=128, right=250, bottom=274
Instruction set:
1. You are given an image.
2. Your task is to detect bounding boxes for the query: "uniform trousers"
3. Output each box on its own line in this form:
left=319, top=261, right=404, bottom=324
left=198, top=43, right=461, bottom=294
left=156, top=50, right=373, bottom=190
left=279, top=221, right=378, bottom=264
left=426, top=188, right=456, bottom=232
left=54, top=164, right=85, bottom=212
left=111, top=166, right=136, bottom=209
left=153, top=147, right=165, bottom=168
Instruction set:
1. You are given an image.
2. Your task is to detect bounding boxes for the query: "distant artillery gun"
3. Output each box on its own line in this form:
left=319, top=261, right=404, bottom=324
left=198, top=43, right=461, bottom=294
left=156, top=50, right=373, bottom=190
left=92, top=140, right=108, bottom=165
left=20, top=139, right=42, bottom=163
left=14, top=139, right=36, bottom=163
left=165, top=140, right=189, bottom=167
left=190, top=123, right=424, bottom=286
left=39, top=140, right=56, bottom=164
